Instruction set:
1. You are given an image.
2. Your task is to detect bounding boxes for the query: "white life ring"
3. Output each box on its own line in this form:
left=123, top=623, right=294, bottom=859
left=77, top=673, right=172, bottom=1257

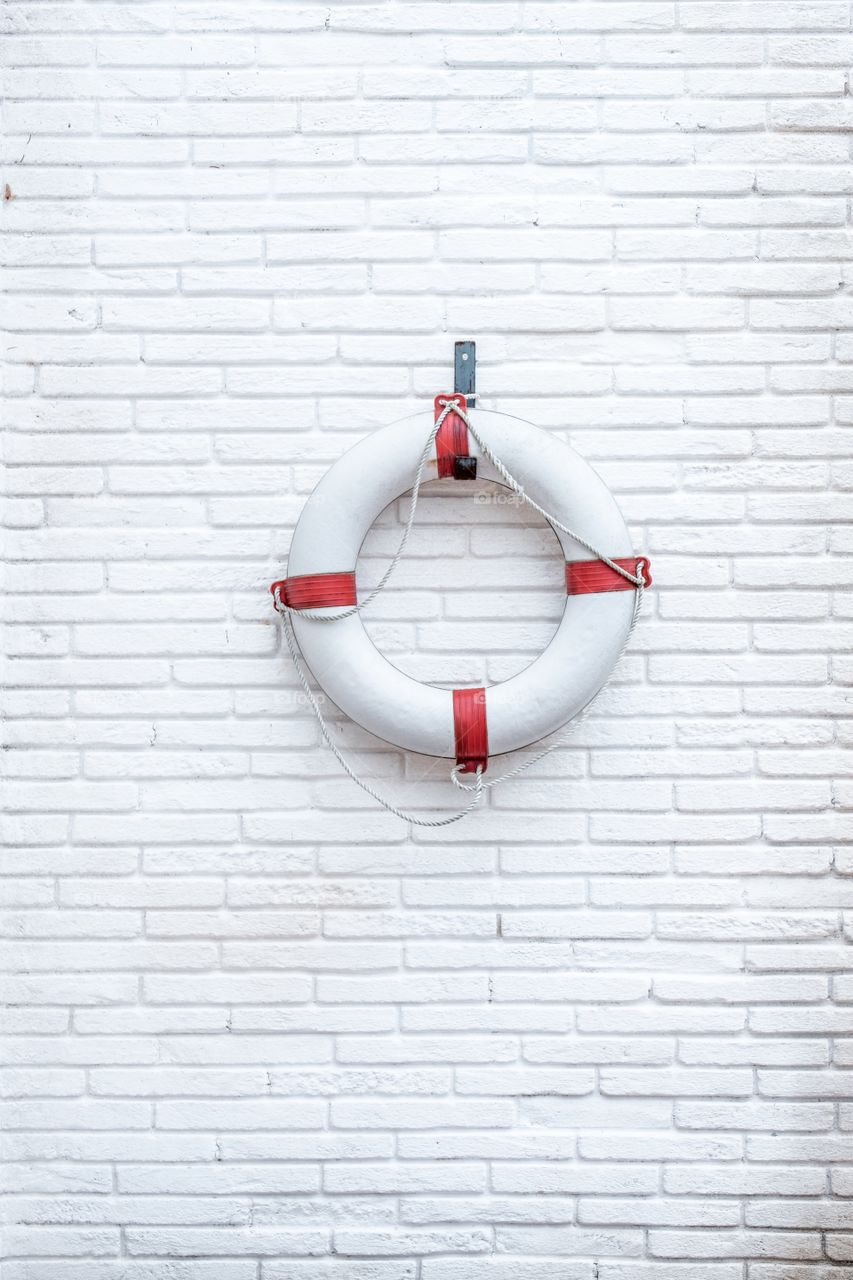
left=273, top=403, right=649, bottom=774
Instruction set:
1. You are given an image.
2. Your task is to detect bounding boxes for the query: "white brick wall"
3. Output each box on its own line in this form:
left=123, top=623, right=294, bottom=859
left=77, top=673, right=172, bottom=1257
left=2, top=0, right=852, bottom=1274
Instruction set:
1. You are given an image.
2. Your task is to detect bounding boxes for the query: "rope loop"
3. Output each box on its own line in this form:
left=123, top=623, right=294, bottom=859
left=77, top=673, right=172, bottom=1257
left=273, top=403, right=647, bottom=825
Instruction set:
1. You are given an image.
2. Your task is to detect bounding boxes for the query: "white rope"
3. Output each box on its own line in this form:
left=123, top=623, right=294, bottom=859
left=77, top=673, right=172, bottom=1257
left=273, top=400, right=647, bottom=826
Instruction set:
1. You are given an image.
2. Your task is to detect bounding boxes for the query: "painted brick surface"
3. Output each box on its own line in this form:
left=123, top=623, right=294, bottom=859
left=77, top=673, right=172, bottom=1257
left=2, top=0, right=852, bottom=1274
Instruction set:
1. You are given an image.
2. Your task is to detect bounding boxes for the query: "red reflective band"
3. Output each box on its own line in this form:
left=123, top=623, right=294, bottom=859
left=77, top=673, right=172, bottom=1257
left=271, top=571, right=357, bottom=611
left=434, top=393, right=470, bottom=479
left=453, top=686, right=488, bottom=775
left=566, top=557, right=652, bottom=595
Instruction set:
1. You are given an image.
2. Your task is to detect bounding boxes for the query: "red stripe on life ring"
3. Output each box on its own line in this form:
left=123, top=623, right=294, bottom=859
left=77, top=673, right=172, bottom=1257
left=434, top=393, right=469, bottom=479
left=271, top=571, right=357, bottom=611
left=566, top=557, right=652, bottom=595
left=453, top=686, right=488, bottom=774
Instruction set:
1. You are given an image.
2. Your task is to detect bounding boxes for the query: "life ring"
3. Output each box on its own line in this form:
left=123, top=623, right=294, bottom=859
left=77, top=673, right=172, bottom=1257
left=271, top=398, right=650, bottom=776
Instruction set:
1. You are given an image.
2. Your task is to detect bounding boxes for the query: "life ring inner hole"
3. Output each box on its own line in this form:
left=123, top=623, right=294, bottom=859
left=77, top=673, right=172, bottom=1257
left=357, top=476, right=566, bottom=689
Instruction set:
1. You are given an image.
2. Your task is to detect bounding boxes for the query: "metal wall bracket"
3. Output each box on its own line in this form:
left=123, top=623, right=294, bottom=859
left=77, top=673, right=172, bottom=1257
left=454, top=340, right=476, bottom=407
